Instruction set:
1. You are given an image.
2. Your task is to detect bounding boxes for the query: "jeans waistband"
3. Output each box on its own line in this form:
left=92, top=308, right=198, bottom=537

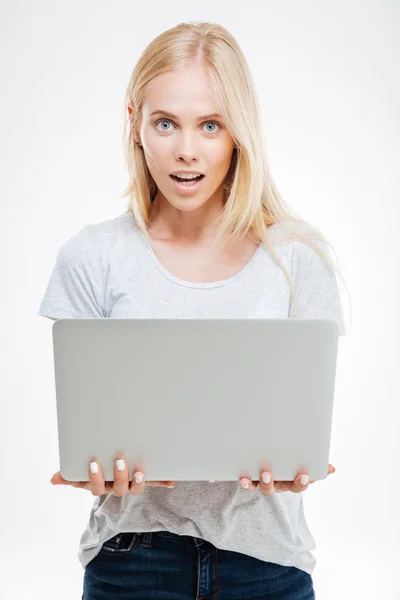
left=138, top=531, right=206, bottom=548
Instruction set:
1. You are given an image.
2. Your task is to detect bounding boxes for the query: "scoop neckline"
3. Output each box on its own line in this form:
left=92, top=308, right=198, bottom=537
left=126, top=213, right=265, bottom=289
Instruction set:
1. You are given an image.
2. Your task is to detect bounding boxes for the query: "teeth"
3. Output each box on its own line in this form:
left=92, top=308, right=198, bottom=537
left=172, top=173, right=202, bottom=180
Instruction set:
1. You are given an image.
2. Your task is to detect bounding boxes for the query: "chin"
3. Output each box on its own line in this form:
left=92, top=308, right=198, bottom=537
left=158, top=187, right=208, bottom=206
left=170, top=197, right=209, bottom=211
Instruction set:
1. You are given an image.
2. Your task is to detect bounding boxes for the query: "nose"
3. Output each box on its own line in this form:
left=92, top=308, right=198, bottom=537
left=175, top=134, right=200, bottom=162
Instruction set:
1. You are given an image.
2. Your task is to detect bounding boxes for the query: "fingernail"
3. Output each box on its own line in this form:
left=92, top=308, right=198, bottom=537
left=262, top=473, right=271, bottom=485
left=135, top=473, right=144, bottom=484
left=116, top=459, right=125, bottom=472
left=90, top=461, right=98, bottom=475
left=241, top=482, right=250, bottom=489
left=300, top=475, right=309, bottom=486
left=166, top=485, right=175, bottom=488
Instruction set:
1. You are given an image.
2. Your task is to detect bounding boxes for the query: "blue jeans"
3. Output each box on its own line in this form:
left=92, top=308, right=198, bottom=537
left=82, top=530, right=315, bottom=599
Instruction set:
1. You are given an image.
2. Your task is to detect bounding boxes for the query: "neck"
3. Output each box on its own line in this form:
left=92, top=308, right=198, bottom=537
left=148, top=189, right=226, bottom=244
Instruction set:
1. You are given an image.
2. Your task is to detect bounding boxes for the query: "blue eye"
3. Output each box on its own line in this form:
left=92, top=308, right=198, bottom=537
left=156, top=120, right=173, bottom=131
left=155, top=119, right=220, bottom=133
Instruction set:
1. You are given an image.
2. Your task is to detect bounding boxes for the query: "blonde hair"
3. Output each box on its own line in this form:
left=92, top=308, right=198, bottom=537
left=120, top=21, right=351, bottom=326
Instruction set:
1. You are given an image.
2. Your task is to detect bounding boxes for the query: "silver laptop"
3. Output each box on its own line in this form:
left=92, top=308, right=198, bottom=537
left=51, top=318, right=341, bottom=483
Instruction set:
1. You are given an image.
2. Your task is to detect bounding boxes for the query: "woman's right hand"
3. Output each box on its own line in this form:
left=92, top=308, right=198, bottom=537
left=50, top=458, right=176, bottom=496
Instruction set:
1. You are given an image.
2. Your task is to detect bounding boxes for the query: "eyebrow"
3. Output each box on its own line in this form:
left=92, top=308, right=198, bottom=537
left=149, top=110, right=222, bottom=121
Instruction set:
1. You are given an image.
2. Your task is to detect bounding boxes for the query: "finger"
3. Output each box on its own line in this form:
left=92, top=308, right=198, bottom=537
left=130, top=470, right=146, bottom=496
left=112, top=457, right=129, bottom=497
left=309, top=464, right=336, bottom=485
left=291, top=473, right=310, bottom=493
left=145, top=481, right=176, bottom=488
left=239, top=477, right=258, bottom=491
left=50, top=471, right=87, bottom=490
left=259, top=472, right=276, bottom=496
left=50, top=471, right=69, bottom=485
left=88, top=460, right=106, bottom=496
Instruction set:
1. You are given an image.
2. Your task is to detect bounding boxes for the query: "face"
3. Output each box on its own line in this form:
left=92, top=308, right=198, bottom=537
left=128, top=65, right=237, bottom=213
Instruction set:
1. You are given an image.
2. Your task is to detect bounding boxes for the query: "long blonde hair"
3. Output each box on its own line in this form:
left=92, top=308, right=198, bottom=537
left=120, top=21, right=351, bottom=325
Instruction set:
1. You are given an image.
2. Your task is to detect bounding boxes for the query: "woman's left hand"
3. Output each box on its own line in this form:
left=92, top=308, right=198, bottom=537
left=238, top=464, right=336, bottom=495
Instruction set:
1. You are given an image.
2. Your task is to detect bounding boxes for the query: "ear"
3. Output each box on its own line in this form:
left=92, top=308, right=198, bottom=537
left=127, top=102, right=141, bottom=146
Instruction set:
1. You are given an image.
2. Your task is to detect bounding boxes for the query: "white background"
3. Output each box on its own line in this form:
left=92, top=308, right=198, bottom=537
left=2, top=1, right=399, bottom=598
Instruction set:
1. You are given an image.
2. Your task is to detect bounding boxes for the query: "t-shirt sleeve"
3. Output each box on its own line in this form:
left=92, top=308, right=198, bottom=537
left=288, top=241, right=347, bottom=337
left=37, top=226, right=105, bottom=320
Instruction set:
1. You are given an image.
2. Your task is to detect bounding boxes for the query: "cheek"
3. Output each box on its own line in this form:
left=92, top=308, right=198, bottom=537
left=211, top=154, right=235, bottom=177
left=211, top=143, right=236, bottom=167
left=144, top=148, right=165, bottom=173
left=141, top=131, right=168, bottom=170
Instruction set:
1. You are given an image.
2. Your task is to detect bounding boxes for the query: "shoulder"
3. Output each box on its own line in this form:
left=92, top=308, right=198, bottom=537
left=266, top=221, right=321, bottom=266
left=269, top=221, right=331, bottom=261
left=57, top=212, right=135, bottom=262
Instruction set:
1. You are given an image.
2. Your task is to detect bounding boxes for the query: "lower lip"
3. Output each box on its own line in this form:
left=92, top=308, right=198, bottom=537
left=169, top=175, right=205, bottom=194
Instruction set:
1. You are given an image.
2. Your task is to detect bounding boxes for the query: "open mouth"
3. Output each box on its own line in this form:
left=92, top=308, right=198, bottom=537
left=170, top=174, right=205, bottom=183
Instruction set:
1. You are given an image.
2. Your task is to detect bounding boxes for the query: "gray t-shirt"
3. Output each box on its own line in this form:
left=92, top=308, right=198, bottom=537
left=38, top=212, right=347, bottom=576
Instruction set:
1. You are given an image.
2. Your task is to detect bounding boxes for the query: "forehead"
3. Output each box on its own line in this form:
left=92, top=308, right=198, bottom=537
left=142, top=67, right=217, bottom=117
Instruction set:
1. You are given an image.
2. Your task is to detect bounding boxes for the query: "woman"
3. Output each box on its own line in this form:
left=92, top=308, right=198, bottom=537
left=39, top=21, right=350, bottom=600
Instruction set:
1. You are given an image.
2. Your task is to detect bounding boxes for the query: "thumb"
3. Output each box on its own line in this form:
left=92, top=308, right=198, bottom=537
left=50, top=471, right=82, bottom=488
left=50, top=471, right=90, bottom=490
left=50, top=471, right=68, bottom=485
